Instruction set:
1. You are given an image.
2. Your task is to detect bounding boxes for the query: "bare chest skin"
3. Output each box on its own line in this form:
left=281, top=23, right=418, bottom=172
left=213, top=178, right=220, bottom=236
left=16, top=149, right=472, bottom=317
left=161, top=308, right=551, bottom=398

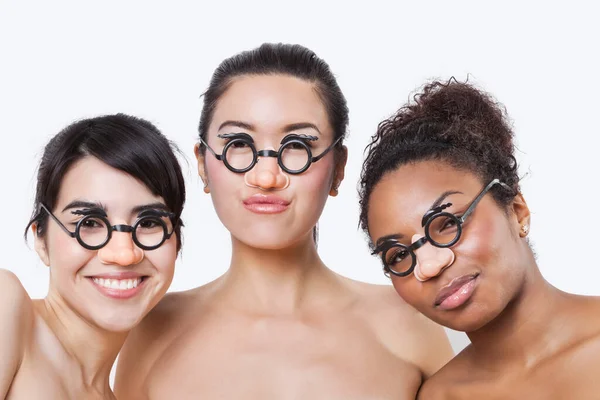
left=6, top=312, right=115, bottom=400
left=139, top=303, right=422, bottom=399
left=423, top=334, right=600, bottom=400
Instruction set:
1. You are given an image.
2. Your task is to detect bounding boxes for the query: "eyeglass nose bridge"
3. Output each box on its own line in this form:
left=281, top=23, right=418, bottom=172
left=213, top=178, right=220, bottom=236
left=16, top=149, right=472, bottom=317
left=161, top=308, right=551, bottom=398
left=253, top=149, right=286, bottom=173
left=411, top=236, right=428, bottom=251
left=112, top=224, right=134, bottom=233
left=256, top=149, right=278, bottom=158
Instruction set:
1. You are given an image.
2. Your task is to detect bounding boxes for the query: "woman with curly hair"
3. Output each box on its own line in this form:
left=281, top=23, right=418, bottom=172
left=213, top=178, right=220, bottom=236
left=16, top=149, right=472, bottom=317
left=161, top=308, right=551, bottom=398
left=359, top=79, right=600, bottom=398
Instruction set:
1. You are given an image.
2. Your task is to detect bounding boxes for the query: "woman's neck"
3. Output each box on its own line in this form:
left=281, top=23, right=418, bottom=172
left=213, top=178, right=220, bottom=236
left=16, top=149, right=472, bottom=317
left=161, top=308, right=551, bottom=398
left=216, top=232, right=344, bottom=314
left=466, top=263, right=575, bottom=369
left=37, top=291, right=127, bottom=395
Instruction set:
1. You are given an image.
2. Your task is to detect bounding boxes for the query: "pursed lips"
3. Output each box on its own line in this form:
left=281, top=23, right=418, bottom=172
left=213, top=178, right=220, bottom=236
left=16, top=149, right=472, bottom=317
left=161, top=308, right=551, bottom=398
left=434, top=273, right=479, bottom=307
left=242, top=194, right=291, bottom=214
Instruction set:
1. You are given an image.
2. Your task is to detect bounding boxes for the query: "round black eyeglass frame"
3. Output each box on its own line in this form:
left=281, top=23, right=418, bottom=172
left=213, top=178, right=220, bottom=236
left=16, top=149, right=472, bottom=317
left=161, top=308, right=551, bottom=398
left=39, top=203, right=177, bottom=251
left=371, top=179, right=513, bottom=277
left=199, top=133, right=342, bottom=174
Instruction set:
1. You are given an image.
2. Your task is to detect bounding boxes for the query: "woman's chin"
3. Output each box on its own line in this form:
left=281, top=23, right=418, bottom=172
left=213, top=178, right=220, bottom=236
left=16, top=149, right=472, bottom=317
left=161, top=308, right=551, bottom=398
left=429, top=307, right=497, bottom=333
left=96, top=315, right=142, bottom=333
left=85, top=307, right=147, bottom=333
left=235, top=230, right=307, bottom=250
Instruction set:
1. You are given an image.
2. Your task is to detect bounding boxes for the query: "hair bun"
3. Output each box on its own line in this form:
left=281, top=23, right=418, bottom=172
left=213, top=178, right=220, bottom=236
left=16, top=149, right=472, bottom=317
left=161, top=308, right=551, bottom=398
left=404, top=77, right=515, bottom=157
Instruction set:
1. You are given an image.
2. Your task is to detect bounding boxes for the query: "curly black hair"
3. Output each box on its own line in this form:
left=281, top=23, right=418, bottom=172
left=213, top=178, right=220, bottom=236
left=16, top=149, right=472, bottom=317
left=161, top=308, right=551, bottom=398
left=358, top=78, right=519, bottom=243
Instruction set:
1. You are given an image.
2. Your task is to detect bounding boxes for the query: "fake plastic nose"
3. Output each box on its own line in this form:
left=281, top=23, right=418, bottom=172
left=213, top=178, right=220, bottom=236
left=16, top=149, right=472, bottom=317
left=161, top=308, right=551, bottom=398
left=97, top=232, right=144, bottom=266
left=244, top=149, right=290, bottom=190
left=412, top=233, right=455, bottom=281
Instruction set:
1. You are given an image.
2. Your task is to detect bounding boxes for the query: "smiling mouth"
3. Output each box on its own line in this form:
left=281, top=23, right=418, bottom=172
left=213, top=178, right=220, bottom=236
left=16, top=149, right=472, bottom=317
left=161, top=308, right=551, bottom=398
left=87, top=276, right=149, bottom=299
left=91, top=277, right=145, bottom=290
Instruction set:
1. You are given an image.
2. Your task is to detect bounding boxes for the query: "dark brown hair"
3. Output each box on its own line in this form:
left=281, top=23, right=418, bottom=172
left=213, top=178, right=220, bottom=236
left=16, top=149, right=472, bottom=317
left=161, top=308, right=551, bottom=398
left=25, top=113, right=186, bottom=251
left=198, top=43, right=349, bottom=152
left=359, top=78, right=519, bottom=241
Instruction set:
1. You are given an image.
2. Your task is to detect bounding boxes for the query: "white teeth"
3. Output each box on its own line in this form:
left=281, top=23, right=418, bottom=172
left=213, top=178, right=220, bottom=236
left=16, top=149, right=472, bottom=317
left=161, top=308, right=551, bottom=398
left=91, top=277, right=142, bottom=290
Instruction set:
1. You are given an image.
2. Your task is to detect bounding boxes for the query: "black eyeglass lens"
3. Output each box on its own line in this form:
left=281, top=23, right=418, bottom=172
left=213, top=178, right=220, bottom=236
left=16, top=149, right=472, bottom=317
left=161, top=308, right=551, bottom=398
left=426, top=213, right=461, bottom=246
left=134, top=216, right=171, bottom=248
left=78, top=216, right=110, bottom=248
left=279, top=142, right=310, bottom=172
left=384, top=244, right=414, bottom=275
left=224, top=140, right=255, bottom=171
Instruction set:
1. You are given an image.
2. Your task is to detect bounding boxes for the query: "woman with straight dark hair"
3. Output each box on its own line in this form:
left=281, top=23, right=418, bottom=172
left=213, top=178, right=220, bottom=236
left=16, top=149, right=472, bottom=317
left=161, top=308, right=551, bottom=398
left=360, top=78, right=600, bottom=398
left=0, top=113, right=185, bottom=399
left=115, top=43, right=453, bottom=399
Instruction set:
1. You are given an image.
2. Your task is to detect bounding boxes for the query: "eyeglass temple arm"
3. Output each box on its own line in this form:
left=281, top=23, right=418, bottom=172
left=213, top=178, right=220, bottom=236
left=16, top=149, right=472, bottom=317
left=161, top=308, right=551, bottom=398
left=460, top=179, right=512, bottom=223
left=311, top=136, right=343, bottom=162
left=198, top=138, right=223, bottom=161
left=39, top=204, right=76, bottom=238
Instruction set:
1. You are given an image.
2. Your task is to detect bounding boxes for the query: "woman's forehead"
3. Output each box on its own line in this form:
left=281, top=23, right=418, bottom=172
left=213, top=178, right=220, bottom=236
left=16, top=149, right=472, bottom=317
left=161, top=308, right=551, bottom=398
left=210, top=75, right=332, bottom=137
left=55, top=157, right=163, bottom=214
left=368, top=162, right=482, bottom=233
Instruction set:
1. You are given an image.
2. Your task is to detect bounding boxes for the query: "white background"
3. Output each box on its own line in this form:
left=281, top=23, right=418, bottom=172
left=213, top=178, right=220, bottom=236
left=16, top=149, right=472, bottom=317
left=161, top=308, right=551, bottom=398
left=1, top=1, right=598, bottom=354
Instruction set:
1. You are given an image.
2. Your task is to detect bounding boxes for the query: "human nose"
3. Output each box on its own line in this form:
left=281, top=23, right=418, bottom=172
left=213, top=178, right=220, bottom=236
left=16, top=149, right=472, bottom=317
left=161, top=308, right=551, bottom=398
left=244, top=148, right=290, bottom=190
left=98, top=230, right=144, bottom=266
left=411, top=233, right=455, bottom=281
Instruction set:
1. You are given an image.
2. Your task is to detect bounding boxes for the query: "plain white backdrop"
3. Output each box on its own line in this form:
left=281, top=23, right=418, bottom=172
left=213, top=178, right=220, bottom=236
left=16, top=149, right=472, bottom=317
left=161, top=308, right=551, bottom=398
left=1, top=1, right=599, bottom=355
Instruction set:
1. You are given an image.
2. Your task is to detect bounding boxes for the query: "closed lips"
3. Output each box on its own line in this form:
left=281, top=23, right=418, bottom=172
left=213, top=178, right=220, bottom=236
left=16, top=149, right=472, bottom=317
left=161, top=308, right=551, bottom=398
left=243, top=194, right=290, bottom=205
left=434, top=273, right=479, bottom=306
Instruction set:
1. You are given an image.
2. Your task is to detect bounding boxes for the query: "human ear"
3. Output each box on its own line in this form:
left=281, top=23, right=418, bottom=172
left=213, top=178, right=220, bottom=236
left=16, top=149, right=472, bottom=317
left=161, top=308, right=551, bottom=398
left=511, top=193, right=531, bottom=238
left=194, top=143, right=210, bottom=194
left=330, top=145, right=348, bottom=197
left=32, top=224, right=50, bottom=266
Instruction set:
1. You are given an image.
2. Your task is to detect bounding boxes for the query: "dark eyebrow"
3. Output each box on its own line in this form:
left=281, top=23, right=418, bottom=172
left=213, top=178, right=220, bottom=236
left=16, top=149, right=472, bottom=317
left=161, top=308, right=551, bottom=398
left=218, top=120, right=254, bottom=131
left=373, top=190, right=464, bottom=251
left=282, top=122, right=322, bottom=135
left=63, top=201, right=107, bottom=215
left=132, top=203, right=170, bottom=215
left=375, top=233, right=403, bottom=248
left=218, top=132, right=254, bottom=142
left=280, top=133, right=318, bottom=144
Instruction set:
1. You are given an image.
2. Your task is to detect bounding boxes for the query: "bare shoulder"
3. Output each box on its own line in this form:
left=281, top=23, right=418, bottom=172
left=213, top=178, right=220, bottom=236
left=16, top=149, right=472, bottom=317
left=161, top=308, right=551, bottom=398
left=0, top=269, right=34, bottom=397
left=417, top=346, right=474, bottom=400
left=114, top=284, right=211, bottom=397
left=417, top=376, right=447, bottom=400
left=417, top=373, right=454, bottom=400
left=343, top=278, right=454, bottom=377
left=0, top=269, right=33, bottom=323
left=563, top=295, right=600, bottom=364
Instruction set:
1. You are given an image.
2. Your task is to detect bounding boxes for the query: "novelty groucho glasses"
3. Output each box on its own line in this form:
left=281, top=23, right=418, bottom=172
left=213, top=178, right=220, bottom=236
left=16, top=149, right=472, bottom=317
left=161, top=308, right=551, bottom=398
left=372, top=179, right=512, bottom=277
left=199, top=133, right=342, bottom=174
left=39, top=203, right=178, bottom=251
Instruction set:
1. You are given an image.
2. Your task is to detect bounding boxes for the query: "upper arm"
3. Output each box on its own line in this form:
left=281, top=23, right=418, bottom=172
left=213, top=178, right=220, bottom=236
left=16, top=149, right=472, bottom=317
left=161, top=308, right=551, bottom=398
left=410, top=313, right=454, bottom=378
left=114, top=293, right=182, bottom=399
left=373, top=286, right=454, bottom=378
left=114, top=316, right=158, bottom=399
left=0, top=269, right=33, bottom=398
left=417, top=376, right=446, bottom=400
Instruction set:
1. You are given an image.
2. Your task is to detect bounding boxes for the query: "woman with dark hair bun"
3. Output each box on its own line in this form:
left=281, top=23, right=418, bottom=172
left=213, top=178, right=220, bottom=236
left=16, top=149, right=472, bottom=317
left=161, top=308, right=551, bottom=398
left=0, top=114, right=185, bottom=398
left=115, top=43, right=453, bottom=399
left=360, top=78, right=600, bottom=398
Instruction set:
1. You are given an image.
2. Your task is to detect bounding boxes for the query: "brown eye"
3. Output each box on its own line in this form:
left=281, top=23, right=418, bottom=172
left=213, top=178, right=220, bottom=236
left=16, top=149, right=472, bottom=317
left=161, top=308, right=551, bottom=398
left=230, top=140, right=250, bottom=148
left=80, top=217, right=104, bottom=230
left=386, top=248, right=409, bottom=266
left=440, top=217, right=458, bottom=231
